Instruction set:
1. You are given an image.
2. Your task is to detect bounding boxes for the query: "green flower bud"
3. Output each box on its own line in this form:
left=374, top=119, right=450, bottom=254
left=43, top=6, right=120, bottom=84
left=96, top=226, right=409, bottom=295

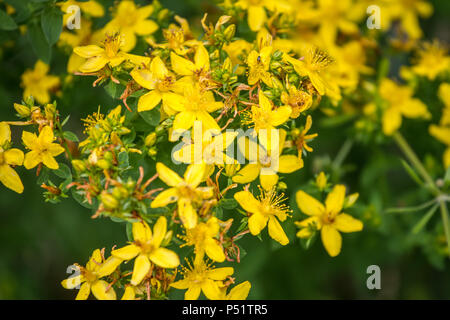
left=14, top=103, right=31, bottom=117
left=71, top=159, right=86, bottom=172
left=145, top=132, right=157, bottom=147
left=224, top=24, right=236, bottom=41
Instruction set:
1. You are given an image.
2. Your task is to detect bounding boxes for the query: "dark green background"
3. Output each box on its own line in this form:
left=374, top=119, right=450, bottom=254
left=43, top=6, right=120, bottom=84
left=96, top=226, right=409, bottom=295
left=0, top=0, right=449, bottom=299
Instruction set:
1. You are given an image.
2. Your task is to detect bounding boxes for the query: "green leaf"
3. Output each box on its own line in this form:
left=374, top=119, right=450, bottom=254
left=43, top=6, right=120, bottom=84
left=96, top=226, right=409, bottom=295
left=105, top=81, right=125, bottom=99
left=444, top=166, right=450, bottom=184
left=41, top=6, right=63, bottom=45
left=118, top=151, right=129, bottom=168
left=37, top=167, right=49, bottom=185
left=412, top=203, right=439, bottom=235
left=0, top=9, right=17, bottom=30
left=53, top=163, right=72, bottom=179
left=126, top=222, right=133, bottom=242
left=300, top=230, right=317, bottom=250
left=63, top=131, right=79, bottom=142
left=219, top=198, right=238, bottom=210
left=71, top=188, right=92, bottom=209
left=139, top=108, right=161, bottom=127
left=27, top=21, right=51, bottom=64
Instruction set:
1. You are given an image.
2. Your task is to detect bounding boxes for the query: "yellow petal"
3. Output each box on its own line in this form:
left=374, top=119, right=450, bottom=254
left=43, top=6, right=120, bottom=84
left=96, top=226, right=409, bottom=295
left=0, top=122, right=11, bottom=145
left=382, top=107, right=402, bottom=136
left=79, top=56, right=109, bottom=73
left=133, top=221, right=152, bottom=243
left=296, top=228, right=313, bottom=239
left=204, top=238, right=225, bottom=262
left=295, top=190, right=325, bottom=216
left=42, top=153, right=59, bottom=169
left=185, top=285, right=201, bottom=300
left=278, top=155, right=303, bottom=173
left=194, top=44, right=210, bottom=71
left=131, top=254, right=151, bottom=286
left=75, top=282, right=91, bottom=300
left=21, top=131, right=37, bottom=149
left=232, top=163, right=260, bottom=184
left=73, top=45, right=104, bottom=58
left=321, top=225, right=342, bottom=257
left=171, top=52, right=195, bottom=76
left=3, top=149, right=24, bottom=166
left=325, top=184, right=346, bottom=216
left=227, top=281, right=251, bottom=300
left=259, top=172, right=279, bottom=191
left=97, top=256, right=122, bottom=278
left=91, top=280, right=116, bottom=300
left=170, top=278, right=190, bottom=289
left=156, top=162, right=183, bottom=187
left=333, top=213, right=363, bottom=233
left=208, top=267, right=234, bottom=280
left=134, top=19, right=158, bottom=36
left=121, top=286, right=136, bottom=300
left=268, top=216, right=289, bottom=245
left=294, top=216, right=321, bottom=229
left=430, top=125, right=450, bottom=145
left=38, top=126, right=54, bottom=144
left=151, top=216, right=167, bottom=248
left=271, top=106, right=292, bottom=126
left=61, top=275, right=85, bottom=290
left=138, top=90, right=162, bottom=112
left=248, top=5, right=266, bottom=31
left=130, top=68, right=155, bottom=90
left=87, top=249, right=103, bottom=271
left=151, top=187, right=179, bottom=208
left=148, top=247, right=180, bottom=268
left=112, top=244, right=141, bottom=260
left=178, top=198, right=198, bottom=229
left=150, top=56, right=169, bottom=79
left=162, top=92, right=185, bottom=112
left=48, top=143, right=65, bottom=157
left=196, top=111, right=220, bottom=132
left=184, top=163, right=206, bottom=187
left=23, top=151, right=41, bottom=170
left=201, top=279, right=222, bottom=300
left=248, top=212, right=268, bottom=235
left=173, top=111, right=196, bottom=131
left=234, top=191, right=261, bottom=214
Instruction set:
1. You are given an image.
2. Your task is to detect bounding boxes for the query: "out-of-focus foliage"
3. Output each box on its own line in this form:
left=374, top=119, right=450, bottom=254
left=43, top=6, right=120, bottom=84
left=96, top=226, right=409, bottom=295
left=0, top=0, right=449, bottom=299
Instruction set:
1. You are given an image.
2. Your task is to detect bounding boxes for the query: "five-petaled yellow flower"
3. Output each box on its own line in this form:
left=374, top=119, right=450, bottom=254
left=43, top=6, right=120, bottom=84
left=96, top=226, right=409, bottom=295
left=22, top=126, right=65, bottom=170
left=170, top=44, right=211, bottom=84
left=151, top=162, right=213, bottom=229
left=380, top=79, right=430, bottom=135
left=131, top=56, right=183, bottom=112
left=0, top=123, right=24, bottom=193
left=247, top=46, right=273, bottom=87
left=103, top=0, right=158, bottom=52
left=171, top=259, right=234, bottom=300
left=293, top=115, right=318, bottom=161
left=74, top=33, right=150, bottom=73
left=234, top=187, right=290, bottom=245
left=21, top=60, right=60, bottom=105
left=61, top=249, right=122, bottom=300
left=295, top=185, right=363, bottom=257
left=181, top=216, right=226, bottom=263
left=111, top=217, right=180, bottom=286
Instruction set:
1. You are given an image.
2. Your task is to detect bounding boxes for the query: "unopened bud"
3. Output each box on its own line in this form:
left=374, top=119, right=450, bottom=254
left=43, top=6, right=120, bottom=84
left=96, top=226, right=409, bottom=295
left=71, top=159, right=86, bottom=172
left=145, top=132, right=157, bottom=147
left=224, top=24, right=236, bottom=41
left=14, top=103, right=31, bottom=117
left=101, top=192, right=119, bottom=210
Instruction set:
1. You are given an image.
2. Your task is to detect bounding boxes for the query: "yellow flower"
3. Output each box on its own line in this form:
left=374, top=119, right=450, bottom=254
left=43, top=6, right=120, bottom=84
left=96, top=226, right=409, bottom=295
left=223, top=39, right=252, bottom=75
left=180, top=217, right=226, bottom=263
left=220, top=281, right=251, bottom=300
left=74, top=33, right=150, bottom=73
left=60, top=0, right=104, bottom=22
left=0, top=123, right=24, bottom=193
left=131, top=56, right=184, bottom=112
left=164, top=84, right=223, bottom=132
left=242, top=92, right=291, bottom=135
left=111, top=217, right=180, bottom=286
left=246, top=46, right=273, bottom=87
left=283, top=47, right=337, bottom=97
left=233, top=129, right=303, bottom=191
left=151, top=162, right=214, bottom=229
left=170, top=44, right=211, bottom=84
left=411, top=41, right=450, bottom=81
left=22, top=126, right=65, bottom=170
left=21, top=60, right=60, bottom=104
left=171, top=259, right=234, bottom=300
left=103, top=0, right=158, bottom=52
left=234, top=187, right=291, bottom=245
left=295, top=185, right=363, bottom=257
left=61, top=249, right=122, bottom=300
left=236, top=0, right=293, bottom=31
left=380, top=79, right=430, bottom=135
left=281, top=85, right=312, bottom=119
left=388, top=0, right=433, bottom=40
left=429, top=83, right=450, bottom=168
left=293, top=115, right=318, bottom=160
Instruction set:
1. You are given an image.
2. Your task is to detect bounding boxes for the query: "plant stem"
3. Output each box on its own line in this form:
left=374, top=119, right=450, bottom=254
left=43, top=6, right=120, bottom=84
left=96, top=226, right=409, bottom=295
left=393, top=131, right=450, bottom=256
left=393, top=132, right=439, bottom=195
left=333, top=138, right=354, bottom=168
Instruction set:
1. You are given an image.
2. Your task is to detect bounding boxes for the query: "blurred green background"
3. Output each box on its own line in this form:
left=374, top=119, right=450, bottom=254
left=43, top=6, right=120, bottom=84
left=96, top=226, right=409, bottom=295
left=0, top=0, right=449, bottom=299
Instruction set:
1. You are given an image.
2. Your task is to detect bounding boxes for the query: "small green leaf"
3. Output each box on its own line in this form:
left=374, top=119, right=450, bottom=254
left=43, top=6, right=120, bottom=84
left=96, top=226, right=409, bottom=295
left=139, top=108, right=161, bottom=127
left=412, top=203, right=439, bottom=234
left=219, top=198, right=238, bottom=210
left=0, top=9, right=17, bottom=30
left=401, top=159, right=423, bottom=187
left=63, top=131, right=79, bottom=142
left=53, top=163, right=72, bottom=179
left=105, top=81, right=125, bottom=99
left=126, top=222, right=133, bottom=242
left=118, top=151, right=129, bottom=168
left=444, top=166, right=450, bottom=184
left=41, top=6, right=63, bottom=46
